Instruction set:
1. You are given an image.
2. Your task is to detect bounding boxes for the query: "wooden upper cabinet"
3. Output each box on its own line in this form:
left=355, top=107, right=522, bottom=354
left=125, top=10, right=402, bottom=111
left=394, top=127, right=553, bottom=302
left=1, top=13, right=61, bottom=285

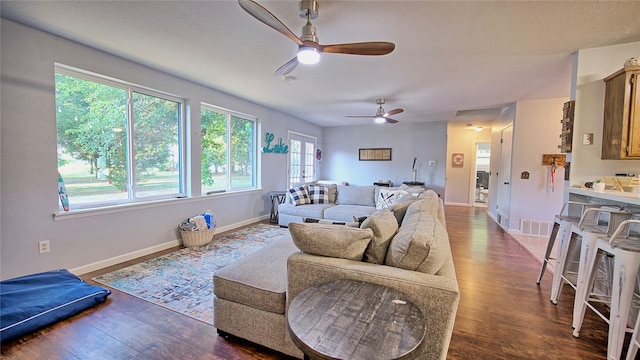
left=602, top=65, right=640, bottom=159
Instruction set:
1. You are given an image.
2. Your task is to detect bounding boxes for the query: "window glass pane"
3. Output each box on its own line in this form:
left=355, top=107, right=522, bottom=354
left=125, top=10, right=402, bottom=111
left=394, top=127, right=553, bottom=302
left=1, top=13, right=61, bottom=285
left=289, top=139, right=301, bottom=185
left=230, top=115, right=255, bottom=189
left=304, top=142, right=315, bottom=182
left=132, top=91, right=181, bottom=198
left=201, top=108, right=228, bottom=193
left=55, top=73, right=128, bottom=207
left=56, top=67, right=185, bottom=210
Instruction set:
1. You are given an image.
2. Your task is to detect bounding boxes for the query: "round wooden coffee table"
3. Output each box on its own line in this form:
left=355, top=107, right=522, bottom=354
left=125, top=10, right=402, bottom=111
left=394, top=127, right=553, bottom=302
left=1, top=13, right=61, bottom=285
left=287, top=279, right=425, bottom=360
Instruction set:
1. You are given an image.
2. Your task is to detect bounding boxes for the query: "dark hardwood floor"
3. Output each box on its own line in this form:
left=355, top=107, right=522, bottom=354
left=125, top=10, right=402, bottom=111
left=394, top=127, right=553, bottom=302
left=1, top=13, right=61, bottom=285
left=1, top=206, right=630, bottom=359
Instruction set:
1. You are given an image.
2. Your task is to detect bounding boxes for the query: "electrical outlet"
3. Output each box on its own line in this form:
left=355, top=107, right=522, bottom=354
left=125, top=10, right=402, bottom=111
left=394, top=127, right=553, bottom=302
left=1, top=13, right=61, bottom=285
left=39, top=240, right=50, bottom=254
left=428, top=160, right=436, bottom=166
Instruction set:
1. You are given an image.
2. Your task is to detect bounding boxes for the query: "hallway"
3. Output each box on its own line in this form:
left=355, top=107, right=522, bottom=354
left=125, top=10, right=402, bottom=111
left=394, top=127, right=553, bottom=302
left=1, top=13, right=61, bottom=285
left=446, top=205, right=615, bottom=359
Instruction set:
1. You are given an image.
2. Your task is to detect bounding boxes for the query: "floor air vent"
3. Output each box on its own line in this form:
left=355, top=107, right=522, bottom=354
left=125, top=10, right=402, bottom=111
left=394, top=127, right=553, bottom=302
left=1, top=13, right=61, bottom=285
left=520, top=219, right=553, bottom=237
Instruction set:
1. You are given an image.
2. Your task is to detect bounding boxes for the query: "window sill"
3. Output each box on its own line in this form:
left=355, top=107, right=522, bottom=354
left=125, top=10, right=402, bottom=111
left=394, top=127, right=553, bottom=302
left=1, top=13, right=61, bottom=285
left=53, top=188, right=262, bottom=221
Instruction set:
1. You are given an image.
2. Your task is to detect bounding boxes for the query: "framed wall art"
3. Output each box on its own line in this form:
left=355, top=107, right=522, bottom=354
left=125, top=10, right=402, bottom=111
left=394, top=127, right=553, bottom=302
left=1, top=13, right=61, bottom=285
left=359, top=148, right=392, bottom=161
left=452, top=153, right=464, bottom=167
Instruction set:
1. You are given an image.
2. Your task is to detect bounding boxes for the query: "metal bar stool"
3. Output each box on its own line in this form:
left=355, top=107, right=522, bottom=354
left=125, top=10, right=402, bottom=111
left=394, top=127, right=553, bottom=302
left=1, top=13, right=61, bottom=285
left=572, top=218, right=640, bottom=360
left=624, top=273, right=640, bottom=360
left=538, top=201, right=603, bottom=285
left=549, top=204, right=621, bottom=304
left=570, top=208, right=635, bottom=328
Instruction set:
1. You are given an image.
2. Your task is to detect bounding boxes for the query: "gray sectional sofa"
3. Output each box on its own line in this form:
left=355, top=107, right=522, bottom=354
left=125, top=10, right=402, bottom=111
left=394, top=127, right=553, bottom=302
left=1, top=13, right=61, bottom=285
left=277, top=183, right=426, bottom=227
left=213, top=189, right=459, bottom=360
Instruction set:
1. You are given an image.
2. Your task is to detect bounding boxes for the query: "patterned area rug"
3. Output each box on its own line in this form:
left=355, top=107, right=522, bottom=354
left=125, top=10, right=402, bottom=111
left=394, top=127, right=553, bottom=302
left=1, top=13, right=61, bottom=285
left=93, top=224, right=291, bottom=325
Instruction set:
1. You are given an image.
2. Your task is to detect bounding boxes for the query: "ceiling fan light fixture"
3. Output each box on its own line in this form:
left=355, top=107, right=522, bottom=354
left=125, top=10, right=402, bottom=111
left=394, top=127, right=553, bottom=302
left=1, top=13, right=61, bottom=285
left=475, top=126, right=483, bottom=132
left=374, top=116, right=386, bottom=124
left=297, top=46, right=320, bottom=64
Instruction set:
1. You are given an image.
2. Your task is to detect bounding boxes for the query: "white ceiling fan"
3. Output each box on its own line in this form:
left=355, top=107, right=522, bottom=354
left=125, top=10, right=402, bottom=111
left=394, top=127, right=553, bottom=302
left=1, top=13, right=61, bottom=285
left=346, top=99, right=404, bottom=124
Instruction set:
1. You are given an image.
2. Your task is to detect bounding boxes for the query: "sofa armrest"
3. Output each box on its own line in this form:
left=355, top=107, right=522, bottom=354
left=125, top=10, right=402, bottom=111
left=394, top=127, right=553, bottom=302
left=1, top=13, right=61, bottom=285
left=287, top=252, right=459, bottom=360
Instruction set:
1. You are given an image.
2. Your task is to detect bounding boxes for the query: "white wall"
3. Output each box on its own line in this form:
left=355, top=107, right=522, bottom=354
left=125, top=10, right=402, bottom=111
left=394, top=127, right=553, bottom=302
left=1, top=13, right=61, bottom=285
left=569, top=41, right=640, bottom=186
left=322, top=122, right=447, bottom=196
left=0, top=19, right=321, bottom=279
left=509, top=98, right=568, bottom=229
left=445, top=125, right=492, bottom=205
left=486, top=98, right=569, bottom=231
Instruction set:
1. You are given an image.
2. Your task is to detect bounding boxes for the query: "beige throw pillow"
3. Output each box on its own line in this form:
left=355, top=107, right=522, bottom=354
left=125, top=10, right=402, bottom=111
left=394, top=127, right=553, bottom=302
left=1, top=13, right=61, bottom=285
left=360, top=209, right=399, bottom=264
left=289, top=223, right=373, bottom=261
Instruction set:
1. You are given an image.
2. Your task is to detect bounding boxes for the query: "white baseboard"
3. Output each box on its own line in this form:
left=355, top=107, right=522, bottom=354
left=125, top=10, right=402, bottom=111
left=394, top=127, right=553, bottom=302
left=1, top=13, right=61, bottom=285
left=69, top=240, right=181, bottom=276
left=70, top=215, right=269, bottom=275
left=487, top=211, right=498, bottom=224
left=444, top=201, right=472, bottom=207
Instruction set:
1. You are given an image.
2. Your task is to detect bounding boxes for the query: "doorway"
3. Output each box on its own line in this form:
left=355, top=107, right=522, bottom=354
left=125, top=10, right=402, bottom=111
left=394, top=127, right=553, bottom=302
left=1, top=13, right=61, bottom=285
left=474, top=142, right=491, bottom=207
left=288, top=132, right=317, bottom=187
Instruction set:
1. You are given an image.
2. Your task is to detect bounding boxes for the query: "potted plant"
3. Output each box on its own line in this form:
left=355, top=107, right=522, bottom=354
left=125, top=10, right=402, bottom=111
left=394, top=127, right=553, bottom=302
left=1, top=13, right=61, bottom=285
left=593, top=179, right=606, bottom=192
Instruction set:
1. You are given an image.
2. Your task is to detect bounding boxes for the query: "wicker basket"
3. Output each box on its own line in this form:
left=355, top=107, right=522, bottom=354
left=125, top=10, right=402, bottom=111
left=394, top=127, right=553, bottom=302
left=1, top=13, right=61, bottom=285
left=179, top=228, right=216, bottom=247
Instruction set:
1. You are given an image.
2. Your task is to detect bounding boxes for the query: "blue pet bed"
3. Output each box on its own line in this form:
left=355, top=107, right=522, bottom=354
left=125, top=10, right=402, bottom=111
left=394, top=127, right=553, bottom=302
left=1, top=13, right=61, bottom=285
left=1, top=269, right=111, bottom=342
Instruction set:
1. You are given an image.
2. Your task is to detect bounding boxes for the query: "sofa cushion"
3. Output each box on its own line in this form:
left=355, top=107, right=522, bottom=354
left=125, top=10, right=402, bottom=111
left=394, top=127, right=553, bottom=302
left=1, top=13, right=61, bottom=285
left=289, top=223, right=373, bottom=261
left=360, top=209, right=399, bottom=264
left=336, top=185, right=375, bottom=207
left=308, top=185, right=330, bottom=204
left=288, top=185, right=311, bottom=205
left=323, top=205, right=377, bottom=222
left=213, top=237, right=299, bottom=314
left=385, top=199, right=449, bottom=274
left=391, top=195, right=418, bottom=225
left=401, top=195, right=440, bottom=227
left=398, top=183, right=426, bottom=196
left=278, top=203, right=333, bottom=220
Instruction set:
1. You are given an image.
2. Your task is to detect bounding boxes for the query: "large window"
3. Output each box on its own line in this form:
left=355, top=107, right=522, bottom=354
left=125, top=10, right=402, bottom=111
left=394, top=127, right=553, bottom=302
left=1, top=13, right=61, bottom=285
left=55, top=66, right=184, bottom=209
left=201, top=105, right=257, bottom=194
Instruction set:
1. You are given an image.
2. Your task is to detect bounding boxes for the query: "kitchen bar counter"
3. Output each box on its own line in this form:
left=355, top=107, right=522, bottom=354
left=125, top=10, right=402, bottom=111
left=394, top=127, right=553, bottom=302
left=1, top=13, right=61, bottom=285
left=567, top=187, right=640, bottom=208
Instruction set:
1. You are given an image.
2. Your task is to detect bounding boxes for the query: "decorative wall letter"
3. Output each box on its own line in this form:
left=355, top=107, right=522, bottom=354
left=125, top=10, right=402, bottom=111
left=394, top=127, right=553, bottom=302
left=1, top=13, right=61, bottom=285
left=262, top=132, right=289, bottom=154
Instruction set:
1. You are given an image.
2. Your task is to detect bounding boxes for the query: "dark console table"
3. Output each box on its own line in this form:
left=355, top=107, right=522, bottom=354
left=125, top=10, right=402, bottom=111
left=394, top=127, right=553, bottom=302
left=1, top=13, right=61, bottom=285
left=288, top=279, right=425, bottom=360
left=402, top=181, right=425, bottom=186
left=267, top=191, right=286, bottom=223
left=373, top=182, right=393, bottom=187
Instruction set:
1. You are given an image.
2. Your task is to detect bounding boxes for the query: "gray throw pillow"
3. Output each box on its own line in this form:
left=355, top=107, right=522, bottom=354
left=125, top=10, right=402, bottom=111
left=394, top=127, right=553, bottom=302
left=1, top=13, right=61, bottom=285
left=289, top=223, right=373, bottom=261
left=360, top=209, right=399, bottom=264
left=391, top=195, right=418, bottom=225
left=385, top=211, right=449, bottom=274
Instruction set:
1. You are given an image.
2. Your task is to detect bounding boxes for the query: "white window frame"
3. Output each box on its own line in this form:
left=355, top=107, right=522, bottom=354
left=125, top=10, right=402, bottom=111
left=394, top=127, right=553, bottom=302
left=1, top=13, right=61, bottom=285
left=55, top=64, right=186, bottom=210
left=200, top=103, right=258, bottom=194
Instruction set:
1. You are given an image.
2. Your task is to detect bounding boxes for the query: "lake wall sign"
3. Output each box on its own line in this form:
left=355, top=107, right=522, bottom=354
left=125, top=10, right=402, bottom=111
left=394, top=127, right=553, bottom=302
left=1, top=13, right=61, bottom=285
left=262, top=132, right=289, bottom=154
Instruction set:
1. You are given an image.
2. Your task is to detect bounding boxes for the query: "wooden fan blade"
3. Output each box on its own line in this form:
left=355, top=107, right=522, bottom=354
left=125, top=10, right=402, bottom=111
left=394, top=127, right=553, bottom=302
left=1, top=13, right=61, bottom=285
left=238, top=0, right=303, bottom=46
left=321, top=42, right=395, bottom=55
left=275, top=57, right=299, bottom=76
left=383, top=108, right=404, bottom=117
left=345, top=115, right=376, bottom=118
left=385, top=118, right=399, bottom=124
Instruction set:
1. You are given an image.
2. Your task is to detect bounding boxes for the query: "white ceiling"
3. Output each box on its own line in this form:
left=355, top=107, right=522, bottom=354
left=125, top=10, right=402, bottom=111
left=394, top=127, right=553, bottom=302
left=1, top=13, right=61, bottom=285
left=2, top=0, right=639, bottom=127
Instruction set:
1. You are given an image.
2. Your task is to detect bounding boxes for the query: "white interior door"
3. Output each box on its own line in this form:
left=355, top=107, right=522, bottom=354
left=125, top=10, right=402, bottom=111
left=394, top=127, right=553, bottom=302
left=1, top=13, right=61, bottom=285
left=496, top=124, right=513, bottom=228
left=288, top=132, right=316, bottom=187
